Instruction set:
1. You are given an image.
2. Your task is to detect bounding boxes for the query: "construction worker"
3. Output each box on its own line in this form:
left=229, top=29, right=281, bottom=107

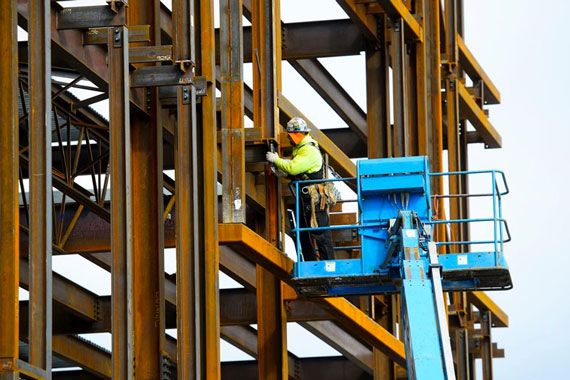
left=266, top=117, right=335, bottom=261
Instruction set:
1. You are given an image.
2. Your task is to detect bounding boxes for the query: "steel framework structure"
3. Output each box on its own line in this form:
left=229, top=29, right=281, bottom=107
left=0, top=0, right=508, bottom=379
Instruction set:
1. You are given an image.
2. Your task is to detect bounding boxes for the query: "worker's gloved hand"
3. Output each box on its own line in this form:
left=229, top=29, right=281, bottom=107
left=266, top=151, right=279, bottom=163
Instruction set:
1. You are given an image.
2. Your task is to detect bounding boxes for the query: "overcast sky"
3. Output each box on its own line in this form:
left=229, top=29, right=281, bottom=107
left=28, top=0, right=570, bottom=377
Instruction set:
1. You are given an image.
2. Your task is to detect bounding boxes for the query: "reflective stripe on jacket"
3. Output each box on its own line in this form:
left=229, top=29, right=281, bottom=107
left=273, top=135, right=322, bottom=176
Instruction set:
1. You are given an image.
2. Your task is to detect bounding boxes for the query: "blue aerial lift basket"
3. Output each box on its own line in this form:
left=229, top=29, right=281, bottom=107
left=290, top=156, right=512, bottom=297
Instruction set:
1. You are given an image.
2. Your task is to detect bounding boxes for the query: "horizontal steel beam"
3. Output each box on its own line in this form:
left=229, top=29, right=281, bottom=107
left=83, top=25, right=150, bottom=45
left=52, top=335, right=111, bottom=378
left=56, top=5, right=125, bottom=30
left=128, top=45, right=173, bottom=63
left=467, top=292, right=509, bottom=328
left=221, top=356, right=370, bottom=380
left=457, top=35, right=500, bottom=105
left=163, top=2, right=366, bottom=61
left=457, top=81, right=502, bottom=148
left=370, top=0, right=423, bottom=41
left=335, top=0, right=380, bottom=43
left=218, top=223, right=406, bottom=365
left=288, top=59, right=367, bottom=140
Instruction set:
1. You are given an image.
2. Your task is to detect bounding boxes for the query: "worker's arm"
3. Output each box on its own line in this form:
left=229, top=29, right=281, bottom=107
left=273, top=145, right=322, bottom=176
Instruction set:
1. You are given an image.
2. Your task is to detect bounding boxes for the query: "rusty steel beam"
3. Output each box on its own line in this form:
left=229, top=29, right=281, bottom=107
left=371, top=0, right=424, bottom=42
left=415, top=0, right=429, bottom=156
left=256, top=266, right=288, bottom=380
left=220, top=0, right=246, bottom=223
left=218, top=224, right=406, bottom=366
left=164, top=3, right=365, bottom=60
left=197, top=0, right=221, bottom=376
left=27, top=0, right=53, bottom=374
left=467, top=292, right=509, bottom=328
left=251, top=1, right=287, bottom=378
left=289, top=59, right=367, bottom=141
left=127, top=0, right=166, bottom=377
left=0, top=0, right=20, bottom=377
left=457, top=35, right=500, bottom=105
left=365, top=16, right=390, bottom=159
left=108, top=22, right=130, bottom=380
left=320, top=298, right=406, bottom=367
left=336, top=0, right=380, bottom=43
left=391, top=17, right=409, bottom=157
left=458, top=81, right=502, bottom=148
left=172, top=0, right=200, bottom=374
left=56, top=6, right=126, bottom=30
left=52, top=335, right=112, bottom=379
left=301, top=321, right=374, bottom=373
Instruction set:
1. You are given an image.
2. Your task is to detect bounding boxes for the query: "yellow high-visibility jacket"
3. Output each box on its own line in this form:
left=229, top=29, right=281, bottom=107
left=273, top=135, right=322, bottom=176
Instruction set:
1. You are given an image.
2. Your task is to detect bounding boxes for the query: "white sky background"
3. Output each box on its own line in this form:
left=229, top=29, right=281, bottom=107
left=460, top=1, right=570, bottom=378
left=22, top=0, right=569, bottom=377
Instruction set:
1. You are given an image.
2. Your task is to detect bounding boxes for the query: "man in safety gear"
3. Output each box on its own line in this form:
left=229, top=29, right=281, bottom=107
left=266, top=117, right=335, bottom=261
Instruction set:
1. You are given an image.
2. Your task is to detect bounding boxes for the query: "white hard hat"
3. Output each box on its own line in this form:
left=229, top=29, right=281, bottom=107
left=286, top=117, right=309, bottom=133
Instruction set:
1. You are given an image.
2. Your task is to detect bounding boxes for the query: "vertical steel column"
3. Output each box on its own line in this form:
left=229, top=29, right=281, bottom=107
left=481, top=311, right=494, bottom=380
left=390, top=18, right=408, bottom=157
left=366, top=16, right=390, bottom=159
left=415, top=0, right=429, bottom=156
left=425, top=0, right=446, bottom=242
left=367, top=17, right=394, bottom=379
left=0, top=1, right=19, bottom=378
left=252, top=0, right=280, bottom=245
left=252, top=0, right=287, bottom=378
left=457, top=0, right=470, bottom=247
left=444, top=0, right=461, bottom=237
left=109, top=24, right=130, bottom=380
left=174, top=0, right=221, bottom=376
left=28, top=0, right=52, bottom=375
left=454, top=329, right=470, bottom=380
left=172, top=0, right=199, bottom=375
left=373, top=300, right=395, bottom=380
left=197, top=0, right=221, bottom=376
left=221, top=0, right=246, bottom=224
left=127, top=1, right=165, bottom=378
left=256, top=269, right=288, bottom=380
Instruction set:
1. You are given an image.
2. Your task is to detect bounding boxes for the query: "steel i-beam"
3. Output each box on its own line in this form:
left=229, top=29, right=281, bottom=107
left=197, top=0, right=221, bottom=376
left=127, top=1, right=166, bottom=377
left=220, top=0, right=246, bottom=223
left=27, top=0, right=53, bottom=374
left=108, top=23, right=130, bottom=380
left=391, top=17, right=409, bottom=157
left=365, top=15, right=390, bottom=159
left=0, top=0, right=20, bottom=378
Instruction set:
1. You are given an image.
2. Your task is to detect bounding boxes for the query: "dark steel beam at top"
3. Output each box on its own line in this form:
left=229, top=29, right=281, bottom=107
left=0, top=1, right=20, bottom=378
